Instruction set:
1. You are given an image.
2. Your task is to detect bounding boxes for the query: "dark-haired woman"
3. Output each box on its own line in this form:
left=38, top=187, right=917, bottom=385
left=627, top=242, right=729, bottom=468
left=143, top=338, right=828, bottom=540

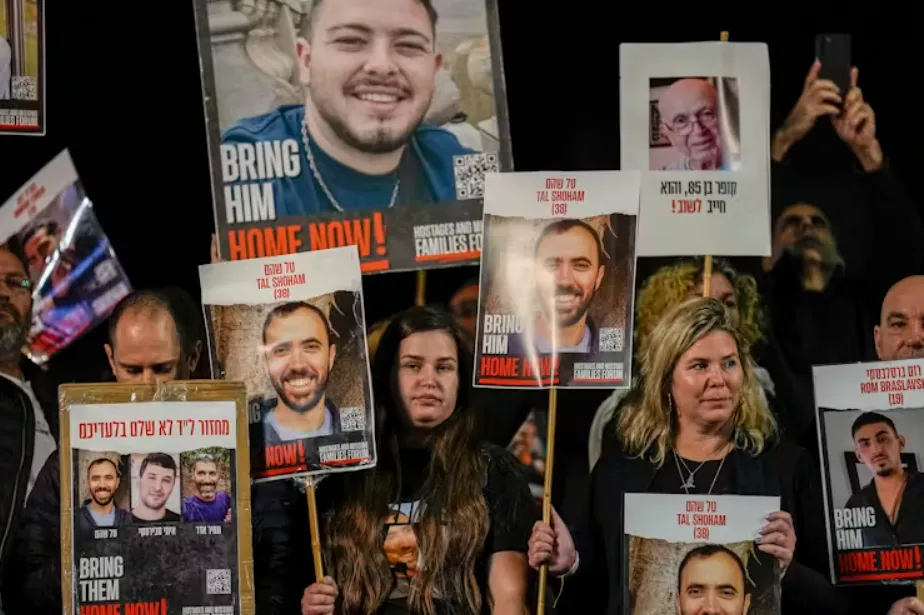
left=301, top=306, right=538, bottom=615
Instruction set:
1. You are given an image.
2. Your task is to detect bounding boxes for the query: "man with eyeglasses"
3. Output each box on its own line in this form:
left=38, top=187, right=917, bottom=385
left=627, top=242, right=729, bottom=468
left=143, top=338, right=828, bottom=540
left=657, top=78, right=724, bottom=171
left=757, top=57, right=922, bottom=615
left=0, top=248, right=58, bottom=612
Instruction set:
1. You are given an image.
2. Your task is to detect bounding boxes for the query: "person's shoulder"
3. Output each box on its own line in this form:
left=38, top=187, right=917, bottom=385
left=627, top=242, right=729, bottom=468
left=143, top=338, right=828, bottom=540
left=413, top=123, right=477, bottom=156
left=222, top=105, right=302, bottom=143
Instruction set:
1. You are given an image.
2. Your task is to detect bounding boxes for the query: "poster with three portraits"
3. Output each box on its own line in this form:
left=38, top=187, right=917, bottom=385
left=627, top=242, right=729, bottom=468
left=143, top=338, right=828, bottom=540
left=194, top=0, right=511, bottom=274
left=59, top=381, right=254, bottom=615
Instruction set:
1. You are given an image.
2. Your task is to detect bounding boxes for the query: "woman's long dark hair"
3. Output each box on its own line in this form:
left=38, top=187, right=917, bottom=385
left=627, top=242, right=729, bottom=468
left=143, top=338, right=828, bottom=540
left=323, top=306, right=490, bottom=615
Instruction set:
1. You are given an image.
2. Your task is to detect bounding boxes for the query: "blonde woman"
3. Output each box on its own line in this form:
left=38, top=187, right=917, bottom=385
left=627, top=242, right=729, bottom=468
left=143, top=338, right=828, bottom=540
left=528, top=298, right=846, bottom=614
left=588, top=257, right=774, bottom=471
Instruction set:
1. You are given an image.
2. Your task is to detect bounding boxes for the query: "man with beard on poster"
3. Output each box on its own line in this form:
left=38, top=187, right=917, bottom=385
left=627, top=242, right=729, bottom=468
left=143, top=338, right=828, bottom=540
left=260, top=301, right=341, bottom=444
left=131, top=453, right=181, bottom=524
left=508, top=219, right=605, bottom=356
left=844, top=412, right=924, bottom=548
left=182, top=454, right=232, bottom=523
left=675, top=545, right=752, bottom=615
left=221, top=0, right=475, bottom=214
left=77, top=458, right=131, bottom=532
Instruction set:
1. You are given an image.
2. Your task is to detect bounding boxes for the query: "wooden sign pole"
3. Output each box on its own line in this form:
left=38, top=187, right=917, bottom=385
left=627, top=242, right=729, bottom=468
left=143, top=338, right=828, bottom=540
left=704, top=31, right=729, bottom=298
left=306, top=479, right=324, bottom=580
left=536, top=387, right=559, bottom=614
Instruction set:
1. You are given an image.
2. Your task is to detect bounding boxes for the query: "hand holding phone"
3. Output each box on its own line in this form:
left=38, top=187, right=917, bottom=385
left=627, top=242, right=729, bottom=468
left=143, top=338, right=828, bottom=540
left=815, top=33, right=852, bottom=97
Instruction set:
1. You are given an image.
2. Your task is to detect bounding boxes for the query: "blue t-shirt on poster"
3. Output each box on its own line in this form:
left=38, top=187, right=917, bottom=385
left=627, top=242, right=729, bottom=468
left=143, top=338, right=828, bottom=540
left=182, top=491, right=232, bottom=522
left=221, top=105, right=476, bottom=215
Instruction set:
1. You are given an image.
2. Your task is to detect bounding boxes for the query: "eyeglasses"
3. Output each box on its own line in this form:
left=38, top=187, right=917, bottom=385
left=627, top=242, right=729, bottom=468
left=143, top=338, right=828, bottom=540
left=667, top=109, right=718, bottom=135
left=0, top=274, right=33, bottom=294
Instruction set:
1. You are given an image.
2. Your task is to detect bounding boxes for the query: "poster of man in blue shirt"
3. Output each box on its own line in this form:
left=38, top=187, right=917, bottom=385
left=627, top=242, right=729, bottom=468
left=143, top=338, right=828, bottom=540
left=198, top=0, right=510, bottom=270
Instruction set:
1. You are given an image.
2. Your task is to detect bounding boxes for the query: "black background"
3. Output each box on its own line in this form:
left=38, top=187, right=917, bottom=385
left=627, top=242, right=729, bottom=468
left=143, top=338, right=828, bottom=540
left=0, top=7, right=918, bottom=383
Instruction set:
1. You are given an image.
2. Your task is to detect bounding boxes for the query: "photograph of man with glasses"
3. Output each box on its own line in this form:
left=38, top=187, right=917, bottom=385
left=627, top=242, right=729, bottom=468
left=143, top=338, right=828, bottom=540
left=649, top=77, right=740, bottom=172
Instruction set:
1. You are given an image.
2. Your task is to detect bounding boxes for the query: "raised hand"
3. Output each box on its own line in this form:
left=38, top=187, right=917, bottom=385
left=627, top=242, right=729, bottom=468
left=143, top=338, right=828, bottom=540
left=772, top=60, right=842, bottom=162
left=831, top=67, right=882, bottom=171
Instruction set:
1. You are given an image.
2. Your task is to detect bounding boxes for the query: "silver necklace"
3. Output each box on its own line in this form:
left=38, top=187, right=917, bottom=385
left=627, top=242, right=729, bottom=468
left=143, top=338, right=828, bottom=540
left=673, top=449, right=727, bottom=495
left=301, top=117, right=400, bottom=213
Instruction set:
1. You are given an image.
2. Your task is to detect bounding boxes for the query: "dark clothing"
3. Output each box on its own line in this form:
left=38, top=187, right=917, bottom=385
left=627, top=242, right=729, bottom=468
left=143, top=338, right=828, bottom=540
left=0, top=363, right=57, bottom=589
left=764, top=160, right=923, bottom=458
left=564, top=438, right=849, bottom=615
left=844, top=471, right=924, bottom=548
left=76, top=503, right=132, bottom=534
left=132, top=509, right=181, bottom=524
left=3, top=451, right=300, bottom=615
left=377, top=444, right=538, bottom=615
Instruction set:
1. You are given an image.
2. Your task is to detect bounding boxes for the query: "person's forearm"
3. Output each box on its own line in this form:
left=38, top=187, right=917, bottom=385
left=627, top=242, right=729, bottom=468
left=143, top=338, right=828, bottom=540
left=491, top=598, right=528, bottom=615
left=771, top=129, right=797, bottom=163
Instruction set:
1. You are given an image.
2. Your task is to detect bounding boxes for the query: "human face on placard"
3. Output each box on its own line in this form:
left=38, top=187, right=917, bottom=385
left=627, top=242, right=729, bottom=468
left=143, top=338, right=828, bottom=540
left=660, top=79, right=722, bottom=169
left=396, top=330, right=459, bottom=430
left=88, top=460, right=120, bottom=507
left=854, top=422, right=905, bottom=478
left=298, top=0, right=441, bottom=155
left=264, top=307, right=336, bottom=415
left=671, top=331, right=743, bottom=431
left=677, top=551, right=751, bottom=615
left=534, top=227, right=604, bottom=329
left=139, top=463, right=175, bottom=511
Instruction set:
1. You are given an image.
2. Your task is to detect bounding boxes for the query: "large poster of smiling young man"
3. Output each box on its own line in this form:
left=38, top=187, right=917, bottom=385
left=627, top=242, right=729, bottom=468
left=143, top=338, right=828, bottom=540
left=194, top=0, right=511, bottom=273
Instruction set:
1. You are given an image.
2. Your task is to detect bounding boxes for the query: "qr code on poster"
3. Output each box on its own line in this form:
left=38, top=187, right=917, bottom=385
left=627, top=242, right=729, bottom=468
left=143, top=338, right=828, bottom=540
left=340, top=407, right=366, bottom=432
left=11, top=77, right=36, bottom=101
left=599, top=328, right=624, bottom=352
left=206, top=569, right=231, bottom=595
left=453, top=153, right=499, bottom=200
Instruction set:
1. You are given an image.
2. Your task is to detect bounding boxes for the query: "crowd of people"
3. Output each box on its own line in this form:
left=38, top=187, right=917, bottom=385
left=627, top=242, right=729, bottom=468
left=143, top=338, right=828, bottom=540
left=0, top=40, right=922, bottom=615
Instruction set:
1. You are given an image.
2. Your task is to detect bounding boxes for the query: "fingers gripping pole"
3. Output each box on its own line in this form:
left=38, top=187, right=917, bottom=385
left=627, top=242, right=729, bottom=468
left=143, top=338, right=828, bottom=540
left=537, top=387, right=559, bottom=614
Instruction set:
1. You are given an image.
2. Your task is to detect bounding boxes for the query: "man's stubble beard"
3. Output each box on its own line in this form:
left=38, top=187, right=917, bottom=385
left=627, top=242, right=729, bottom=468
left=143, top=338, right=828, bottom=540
left=309, top=83, right=433, bottom=155
left=0, top=303, right=27, bottom=361
left=540, top=289, right=596, bottom=331
left=273, top=371, right=329, bottom=415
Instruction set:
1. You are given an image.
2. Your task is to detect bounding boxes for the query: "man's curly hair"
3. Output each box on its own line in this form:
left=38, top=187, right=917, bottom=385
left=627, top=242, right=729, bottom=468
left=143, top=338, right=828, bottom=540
left=634, top=257, right=764, bottom=359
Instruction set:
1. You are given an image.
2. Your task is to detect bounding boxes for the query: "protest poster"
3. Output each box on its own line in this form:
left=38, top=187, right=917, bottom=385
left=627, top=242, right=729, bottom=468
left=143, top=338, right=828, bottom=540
left=193, top=0, right=511, bottom=273
left=0, top=0, right=44, bottom=135
left=620, top=42, right=771, bottom=256
left=624, top=493, right=781, bottom=615
left=199, top=245, right=375, bottom=481
left=59, top=381, right=254, bottom=615
left=472, top=171, right=639, bottom=389
left=0, top=149, right=132, bottom=364
left=814, top=359, right=924, bottom=585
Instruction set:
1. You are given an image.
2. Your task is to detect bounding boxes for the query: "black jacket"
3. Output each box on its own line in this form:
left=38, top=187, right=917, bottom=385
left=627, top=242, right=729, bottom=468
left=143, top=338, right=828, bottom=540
left=0, top=364, right=58, bottom=584
left=564, top=438, right=849, bottom=615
